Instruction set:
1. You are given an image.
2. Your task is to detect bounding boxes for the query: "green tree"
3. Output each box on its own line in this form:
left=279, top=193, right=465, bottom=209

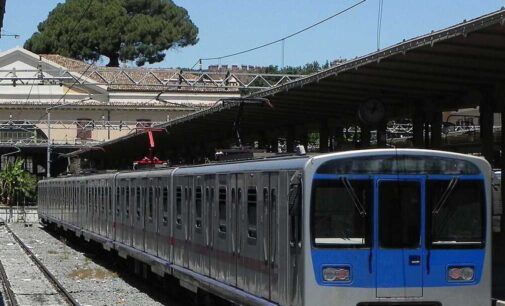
left=261, top=60, right=333, bottom=75
left=0, top=160, right=37, bottom=206
left=24, top=0, right=199, bottom=67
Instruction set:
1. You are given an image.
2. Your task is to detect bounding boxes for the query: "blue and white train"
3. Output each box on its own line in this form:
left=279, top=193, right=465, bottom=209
left=38, top=149, right=492, bottom=305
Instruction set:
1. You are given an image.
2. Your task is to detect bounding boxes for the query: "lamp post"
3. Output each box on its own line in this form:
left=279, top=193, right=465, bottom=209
left=46, top=97, right=91, bottom=178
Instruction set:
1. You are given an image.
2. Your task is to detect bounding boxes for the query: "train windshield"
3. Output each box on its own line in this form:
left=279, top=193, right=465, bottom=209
left=427, top=180, right=484, bottom=248
left=312, top=155, right=485, bottom=249
left=312, top=179, right=372, bottom=247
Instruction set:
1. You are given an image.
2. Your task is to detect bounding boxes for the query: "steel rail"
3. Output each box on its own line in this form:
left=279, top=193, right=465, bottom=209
left=0, top=258, right=18, bottom=306
left=5, top=224, right=80, bottom=306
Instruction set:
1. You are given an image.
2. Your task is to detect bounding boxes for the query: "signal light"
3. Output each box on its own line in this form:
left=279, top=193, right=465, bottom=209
left=322, top=267, right=351, bottom=282
left=448, top=267, right=474, bottom=282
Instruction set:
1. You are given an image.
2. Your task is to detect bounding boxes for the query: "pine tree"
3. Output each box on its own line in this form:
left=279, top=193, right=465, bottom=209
left=24, top=0, right=199, bottom=67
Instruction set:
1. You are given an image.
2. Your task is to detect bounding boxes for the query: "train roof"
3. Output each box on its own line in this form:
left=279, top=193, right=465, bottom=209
left=40, top=149, right=491, bottom=183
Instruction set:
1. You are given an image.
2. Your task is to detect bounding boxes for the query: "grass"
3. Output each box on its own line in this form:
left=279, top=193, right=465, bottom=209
left=59, top=237, right=69, bottom=260
left=83, top=256, right=92, bottom=266
left=68, top=268, right=118, bottom=280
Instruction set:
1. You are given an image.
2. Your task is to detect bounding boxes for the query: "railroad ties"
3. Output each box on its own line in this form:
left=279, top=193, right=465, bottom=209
left=0, top=223, right=72, bottom=305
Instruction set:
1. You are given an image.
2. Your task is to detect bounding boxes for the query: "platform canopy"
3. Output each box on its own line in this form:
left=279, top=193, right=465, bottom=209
left=75, top=8, right=505, bottom=169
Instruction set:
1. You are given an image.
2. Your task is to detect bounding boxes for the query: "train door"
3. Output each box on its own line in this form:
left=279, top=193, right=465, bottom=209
left=91, top=184, right=97, bottom=233
left=70, top=184, right=75, bottom=225
left=116, top=183, right=124, bottom=244
left=204, top=175, right=215, bottom=277
left=172, top=177, right=186, bottom=267
left=124, top=181, right=133, bottom=246
left=91, top=184, right=96, bottom=233
left=106, top=185, right=113, bottom=239
left=87, top=183, right=92, bottom=232
left=114, top=184, right=121, bottom=241
left=79, top=182, right=86, bottom=229
left=237, top=172, right=262, bottom=296
left=133, top=179, right=146, bottom=251
left=230, top=173, right=238, bottom=286
left=256, top=172, right=280, bottom=301
left=211, top=174, right=231, bottom=283
left=101, top=182, right=108, bottom=235
left=158, top=177, right=171, bottom=261
left=267, top=172, right=280, bottom=303
left=186, top=177, right=193, bottom=268
left=144, top=179, right=158, bottom=255
left=61, top=183, right=65, bottom=222
left=190, top=176, right=206, bottom=275
left=95, top=184, right=100, bottom=233
left=375, top=177, right=424, bottom=298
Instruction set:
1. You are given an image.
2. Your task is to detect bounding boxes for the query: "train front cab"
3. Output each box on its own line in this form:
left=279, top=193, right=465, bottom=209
left=305, top=150, right=491, bottom=306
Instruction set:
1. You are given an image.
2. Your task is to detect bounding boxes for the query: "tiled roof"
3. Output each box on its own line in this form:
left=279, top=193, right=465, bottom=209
left=40, top=54, right=240, bottom=93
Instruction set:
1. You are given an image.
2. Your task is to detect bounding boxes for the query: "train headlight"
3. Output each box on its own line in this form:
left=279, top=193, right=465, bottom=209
left=322, top=266, right=350, bottom=282
left=448, top=266, right=474, bottom=282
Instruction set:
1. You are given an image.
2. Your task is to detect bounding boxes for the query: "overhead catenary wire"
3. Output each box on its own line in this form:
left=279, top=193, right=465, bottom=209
left=194, top=0, right=367, bottom=66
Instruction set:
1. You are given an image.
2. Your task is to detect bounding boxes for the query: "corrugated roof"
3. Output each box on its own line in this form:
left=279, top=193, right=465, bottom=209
left=77, top=8, right=505, bottom=168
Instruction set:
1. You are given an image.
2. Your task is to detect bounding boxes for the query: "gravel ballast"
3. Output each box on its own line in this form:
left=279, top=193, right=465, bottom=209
left=7, top=223, right=183, bottom=306
left=0, top=225, right=66, bottom=306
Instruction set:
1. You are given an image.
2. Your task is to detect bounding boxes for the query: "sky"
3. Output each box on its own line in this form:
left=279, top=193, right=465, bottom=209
left=1, top=0, right=505, bottom=69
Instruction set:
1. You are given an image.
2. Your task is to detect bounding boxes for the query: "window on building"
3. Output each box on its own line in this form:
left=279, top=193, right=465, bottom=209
left=136, top=119, right=152, bottom=128
left=76, top=119, right=93, bottom=140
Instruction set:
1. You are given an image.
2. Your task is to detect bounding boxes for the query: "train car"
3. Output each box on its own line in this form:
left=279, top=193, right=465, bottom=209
left=38, top=149, right=492, bottom=306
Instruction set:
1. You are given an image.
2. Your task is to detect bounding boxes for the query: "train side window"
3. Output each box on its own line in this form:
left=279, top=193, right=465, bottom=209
left=89, top=187, right=92, bottom=212
left=188, top=187, right=192, bottom=211
left=162, top=187, right=169, bottom=225
left=96, top=187, right=99, bottom=212
left=218, top=186, right=227, bottom=233
left=195, top=186, right=202, bottom=228
left=148, top=187, right=153, bottom=222
left=94, top=187, right=98, bottom=212
left=85, top=187, right=88, bottom=212
left=205, top=187, right=210, bottom=219
left=116, top=187, right=121, bottom=216
left=125, top=187, right=130, bottom=218
left=263, top=187, right=269, bottom=206
left=247, top=187, right=257, bottom=239
left=136, top=187, right=141, bottom=219
left=97, top=187, right=101, bottom=213
left=289, top=172, right=302, bottom=247
left=176, top=186, right=182, bottom=225
left=271, top=188, right=277, bottom=248
left=108, top=187, right=112, bottom=215
left=101, top=187, right=105, bottom=213
left=156, top=186, right=161, bottom=212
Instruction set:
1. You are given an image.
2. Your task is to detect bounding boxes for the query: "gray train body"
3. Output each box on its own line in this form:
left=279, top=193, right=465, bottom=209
left=38, top=149, right=492, bottom=306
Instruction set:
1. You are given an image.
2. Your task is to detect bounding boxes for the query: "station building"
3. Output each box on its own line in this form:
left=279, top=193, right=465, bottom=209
left=0, top=47, right=241, bottom=176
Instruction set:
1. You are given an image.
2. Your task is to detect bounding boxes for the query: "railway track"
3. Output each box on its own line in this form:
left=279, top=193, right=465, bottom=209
left=4, top=224, right=80, bottom=306
left=0, top=258, right=17, bottom=306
